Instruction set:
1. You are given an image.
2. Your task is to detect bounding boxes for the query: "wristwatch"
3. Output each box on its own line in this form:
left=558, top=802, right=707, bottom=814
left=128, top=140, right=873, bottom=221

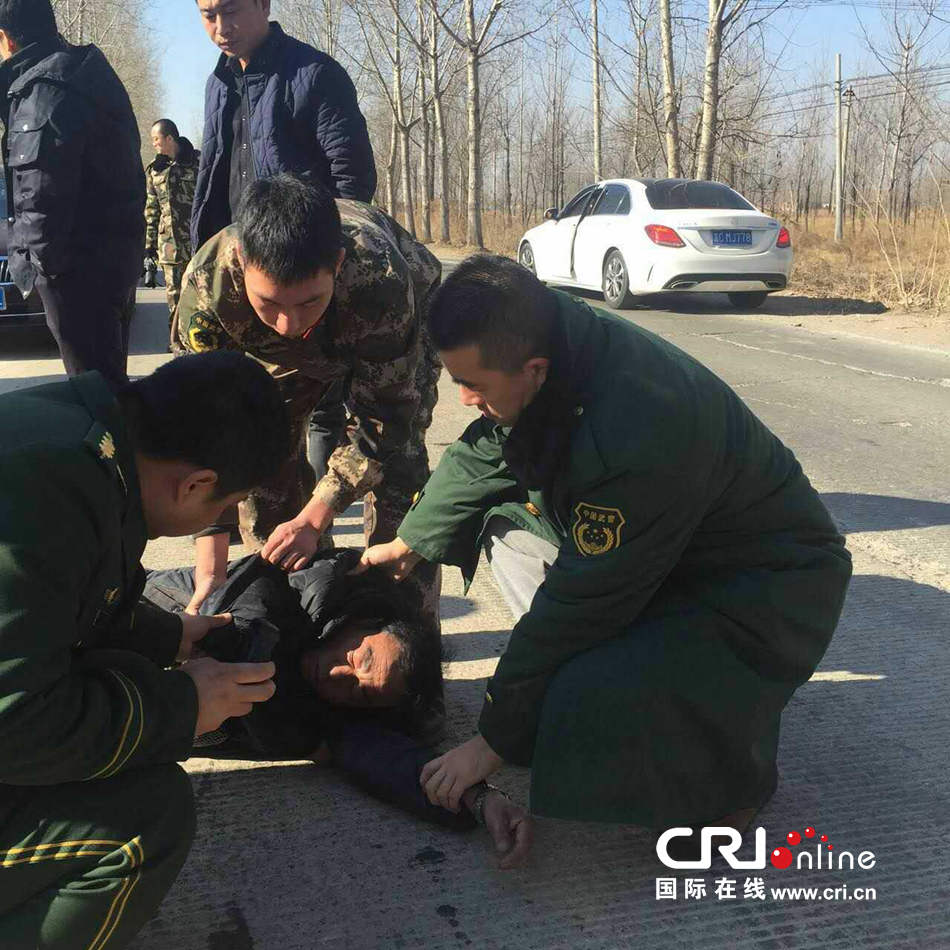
left=470, top=783, right=508, bottom=825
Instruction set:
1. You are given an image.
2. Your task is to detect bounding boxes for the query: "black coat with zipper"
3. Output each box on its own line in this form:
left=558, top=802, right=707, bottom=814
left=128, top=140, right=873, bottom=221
left=0, top=35, right=145, bottom=297
left=144, top=551, right=476, bottom=832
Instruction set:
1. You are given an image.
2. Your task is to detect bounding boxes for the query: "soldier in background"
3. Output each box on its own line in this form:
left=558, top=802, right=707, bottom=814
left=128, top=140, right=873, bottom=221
left=177, top=174, right=442, bottom=638
left=145, top=119, right=200, bottom=353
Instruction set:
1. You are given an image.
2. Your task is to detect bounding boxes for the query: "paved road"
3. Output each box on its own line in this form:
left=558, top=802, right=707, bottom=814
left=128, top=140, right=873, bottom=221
left=2, top=288, right=946, bottom=949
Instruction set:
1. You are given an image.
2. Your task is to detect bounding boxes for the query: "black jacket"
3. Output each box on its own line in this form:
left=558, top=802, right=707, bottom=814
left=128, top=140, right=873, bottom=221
left=0, top=35, right=145, bottom=296
left=191, top=22, right=377, bottom=250
left=144, top=552, right=475, bottom=831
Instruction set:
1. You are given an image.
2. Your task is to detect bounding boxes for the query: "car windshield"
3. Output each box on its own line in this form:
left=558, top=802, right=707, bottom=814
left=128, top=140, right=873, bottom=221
left=645, top=180, right=755, bottom=211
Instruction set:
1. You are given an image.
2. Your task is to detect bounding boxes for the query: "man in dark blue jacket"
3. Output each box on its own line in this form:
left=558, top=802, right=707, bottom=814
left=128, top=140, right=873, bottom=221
left=191, top=0, right=377, bottom=251
left=0, top=0, right=145, bottom=393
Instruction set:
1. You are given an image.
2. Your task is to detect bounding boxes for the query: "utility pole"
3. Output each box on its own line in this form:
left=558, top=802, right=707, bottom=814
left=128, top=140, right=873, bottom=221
left=834, top=53, right=843, bottom=242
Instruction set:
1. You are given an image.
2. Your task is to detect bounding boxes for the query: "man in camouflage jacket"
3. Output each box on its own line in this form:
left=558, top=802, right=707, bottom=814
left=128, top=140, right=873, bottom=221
left=145, top=119, right=200, bottom=351
left=177, top=174, right=442, bottom=631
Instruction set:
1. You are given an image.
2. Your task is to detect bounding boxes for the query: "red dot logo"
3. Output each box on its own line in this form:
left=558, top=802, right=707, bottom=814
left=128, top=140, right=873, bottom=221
left=770, top=847, right=794, bottom=869
left=820, top=834, right=828, bottom=842
left=828, top=845, right=834, bottom=850
left=805, top=827, right=815, bottom=837
left=787, top=831, right=802, bottom=846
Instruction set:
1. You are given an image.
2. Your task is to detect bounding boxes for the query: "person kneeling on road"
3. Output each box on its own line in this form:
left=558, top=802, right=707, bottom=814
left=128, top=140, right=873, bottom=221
left=0, top=353, right=292, bottom=949
left=356, top=255, right=853, bottom=853
left=144, top=549, right=533, bottom=868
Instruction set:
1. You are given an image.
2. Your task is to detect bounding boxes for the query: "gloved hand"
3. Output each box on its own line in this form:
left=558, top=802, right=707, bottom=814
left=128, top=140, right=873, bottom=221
left=143, top=254, right=158, bottom=289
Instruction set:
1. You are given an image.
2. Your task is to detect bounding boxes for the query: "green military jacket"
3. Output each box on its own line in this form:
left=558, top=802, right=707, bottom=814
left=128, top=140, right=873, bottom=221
left=0, top=374, right=197, bottom=805
left=144, top=142, right=199, bottom=264
left=177, top=200, right=441, bottom=513
left=398, top=290, right=851, bottom=763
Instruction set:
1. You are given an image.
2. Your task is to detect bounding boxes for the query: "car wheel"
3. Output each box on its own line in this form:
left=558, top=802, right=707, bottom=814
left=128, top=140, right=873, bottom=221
left=519, top=242, right=536, bottom=275
left=727, top=291, right=768, bottom=309
left=602, top=250, right=634, bottom=309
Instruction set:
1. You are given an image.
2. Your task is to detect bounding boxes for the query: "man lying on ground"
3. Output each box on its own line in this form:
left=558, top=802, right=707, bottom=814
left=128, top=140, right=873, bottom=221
left=144, top=549, right=534, bottom=868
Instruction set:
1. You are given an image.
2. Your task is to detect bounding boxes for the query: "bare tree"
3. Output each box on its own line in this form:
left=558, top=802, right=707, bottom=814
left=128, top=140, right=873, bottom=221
left=658, top=0, right=682, bottom=176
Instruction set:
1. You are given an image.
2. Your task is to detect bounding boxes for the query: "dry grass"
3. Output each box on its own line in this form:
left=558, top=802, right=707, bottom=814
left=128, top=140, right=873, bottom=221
left=788, top=213, right=950, bottom=311
left=408, top=202, right=950, bottom=313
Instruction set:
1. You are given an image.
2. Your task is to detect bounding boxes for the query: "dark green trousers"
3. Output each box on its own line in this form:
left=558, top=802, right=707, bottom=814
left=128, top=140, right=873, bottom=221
left=0, top=763, right=195, bottom=949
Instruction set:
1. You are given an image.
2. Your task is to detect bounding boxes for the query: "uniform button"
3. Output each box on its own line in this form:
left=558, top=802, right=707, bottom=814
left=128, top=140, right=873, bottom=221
left=412, top=491, right=421, bottom=504
left=574, top=406, right=584, bottom=416
left=21, top=123, right=28, bottom=130
left=525, top=502, right=541, bottom=517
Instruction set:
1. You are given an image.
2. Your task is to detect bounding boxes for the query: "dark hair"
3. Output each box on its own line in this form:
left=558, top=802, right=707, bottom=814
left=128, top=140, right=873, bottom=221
left=152, top=119, right=180, bottom=140
left=425, top=253, right=554, bottom=373
left=237, top=174, right=343, bottom=284
left=118, top=352, right=293, bottom=498
left=0, top=0, right=57, bottom=46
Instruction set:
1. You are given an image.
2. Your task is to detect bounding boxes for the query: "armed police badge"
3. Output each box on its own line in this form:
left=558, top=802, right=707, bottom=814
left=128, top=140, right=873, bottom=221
left=187, top=313, right=226, bottom=352
left=573, top=503, right=626, bottom=556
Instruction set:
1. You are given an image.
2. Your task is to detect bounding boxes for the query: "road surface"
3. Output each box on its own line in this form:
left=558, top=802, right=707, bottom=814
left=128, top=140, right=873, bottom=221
left=1, top=285, right=945, bottom=949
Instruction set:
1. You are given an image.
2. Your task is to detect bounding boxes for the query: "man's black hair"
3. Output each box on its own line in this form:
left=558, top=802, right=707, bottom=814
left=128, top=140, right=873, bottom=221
left=425, top=253, right=554, bottom=374
left=0, top=0, right=57, bottom=47
left=237, top=174, right=343, bottom=284
left=118, top=352, right=293, bottom=498
left=152, top=118, right=180, bottom=140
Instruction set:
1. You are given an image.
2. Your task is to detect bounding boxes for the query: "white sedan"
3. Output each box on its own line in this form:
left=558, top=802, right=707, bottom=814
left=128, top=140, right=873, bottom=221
left=518, top=178, right=792, bottom=310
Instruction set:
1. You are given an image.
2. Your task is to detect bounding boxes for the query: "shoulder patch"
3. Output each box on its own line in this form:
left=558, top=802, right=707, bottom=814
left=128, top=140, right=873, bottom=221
left=572, top=503, right=626, bottom=556
left=84, top=422, right=119, bottom=474
left=186, top=313, right=227, bottom=353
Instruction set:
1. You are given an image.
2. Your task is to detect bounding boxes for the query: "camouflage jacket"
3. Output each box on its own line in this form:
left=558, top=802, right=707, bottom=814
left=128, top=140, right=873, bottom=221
left=145, top=138, right=199, bottom=264
left=177, top=200, right=441, bottom=513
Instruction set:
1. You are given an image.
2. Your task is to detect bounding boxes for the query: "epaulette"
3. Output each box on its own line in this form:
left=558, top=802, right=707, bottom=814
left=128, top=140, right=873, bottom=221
left=84, top=421, right=119, bottom=475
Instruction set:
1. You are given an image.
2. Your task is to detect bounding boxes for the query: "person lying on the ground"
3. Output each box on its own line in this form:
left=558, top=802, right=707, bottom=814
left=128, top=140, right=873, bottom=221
left=144, top=549, right=534, bottom=869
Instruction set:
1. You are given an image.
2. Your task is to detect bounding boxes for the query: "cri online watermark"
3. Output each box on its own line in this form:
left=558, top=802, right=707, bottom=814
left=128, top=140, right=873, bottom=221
left=656, top=824, right=876, bottom=871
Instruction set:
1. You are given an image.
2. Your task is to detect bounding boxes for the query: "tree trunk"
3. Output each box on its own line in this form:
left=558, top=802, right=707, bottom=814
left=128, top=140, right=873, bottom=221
left=417, top=74, right=432, bottom=241
left=416, top=1, right=432, bottom=242
left=430, top=28, right=451, bottom=243
left=590, top=0, right=602, bottom=180
left=385, top=116, right=398, bottom=217
left=465, top=0, right=484, bottom=247
left=697, top=0, right=722, bottom=181
left=392, top=15, right=416, bottom=237
left=659, top=0, right=682, bottom=177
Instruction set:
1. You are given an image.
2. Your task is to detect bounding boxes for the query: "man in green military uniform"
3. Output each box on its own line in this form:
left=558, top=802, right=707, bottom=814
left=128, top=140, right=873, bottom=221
left=357, top=256, right=853, bottom=840
left=177, top=174, right=442, bottom=632
left=0, top=353, right=290, bottom=948
left=145, top=118, right=200, bottom=354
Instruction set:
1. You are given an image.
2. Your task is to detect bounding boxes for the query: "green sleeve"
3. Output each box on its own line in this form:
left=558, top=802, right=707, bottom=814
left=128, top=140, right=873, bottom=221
left=94, top=591, right=183, bottom=668
left=397, top=420, right=522, bottom=575
left=0, top=447, right=198, bottom=786
left=144, top=169, right=159, bottom=253
left=477, top=468, right=703, bottom=762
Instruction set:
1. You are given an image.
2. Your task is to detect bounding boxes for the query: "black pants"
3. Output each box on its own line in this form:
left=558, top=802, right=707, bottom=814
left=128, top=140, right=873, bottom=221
left=36, top=271, right=135, bottom=394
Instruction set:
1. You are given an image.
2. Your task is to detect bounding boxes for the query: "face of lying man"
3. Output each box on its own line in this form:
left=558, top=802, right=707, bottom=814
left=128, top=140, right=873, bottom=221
left=299, top=622, right=406, bottom=708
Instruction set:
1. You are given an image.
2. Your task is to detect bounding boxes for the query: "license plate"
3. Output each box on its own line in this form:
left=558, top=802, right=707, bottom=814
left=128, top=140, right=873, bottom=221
left=0, top=287, right=5, bottom=311
left=712, top=230, right=752, bottom=247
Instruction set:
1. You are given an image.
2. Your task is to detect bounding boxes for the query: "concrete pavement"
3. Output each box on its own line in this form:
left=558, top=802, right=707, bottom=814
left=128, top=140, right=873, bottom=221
left=2, top=287, right=946, bottom=949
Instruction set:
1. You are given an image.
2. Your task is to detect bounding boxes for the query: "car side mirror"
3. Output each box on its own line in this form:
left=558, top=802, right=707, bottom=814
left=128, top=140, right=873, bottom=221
left=544, top=208, right=558, bottom=221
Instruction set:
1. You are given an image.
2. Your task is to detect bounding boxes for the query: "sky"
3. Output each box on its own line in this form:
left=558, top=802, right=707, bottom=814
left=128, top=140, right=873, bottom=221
left=147, top=0, right=222, bottom=141
left=147, top=0, right=917, bottom=146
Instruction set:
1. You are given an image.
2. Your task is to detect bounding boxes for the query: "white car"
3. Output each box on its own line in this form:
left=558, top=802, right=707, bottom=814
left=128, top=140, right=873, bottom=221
left=518, top=178, right=792, bottom=310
